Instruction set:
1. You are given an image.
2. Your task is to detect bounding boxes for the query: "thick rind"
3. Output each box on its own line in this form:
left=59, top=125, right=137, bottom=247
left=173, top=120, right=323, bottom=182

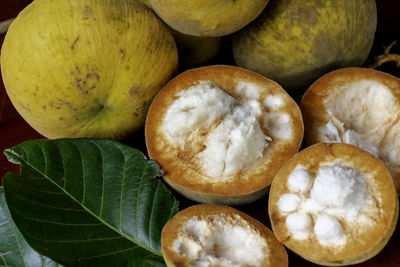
left=300, top=67, right=400, bottom=193
left=161, top=204, right=288, bottom=267
left=145, top=65, right=303, bottom=205
left=268, top=143, right=399, bottom=266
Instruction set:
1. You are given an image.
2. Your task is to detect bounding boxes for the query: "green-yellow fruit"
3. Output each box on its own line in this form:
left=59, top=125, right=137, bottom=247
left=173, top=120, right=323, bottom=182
left=233, top=0, right=377, bottom=91
left=1, top=0, right=178, bottom=139
left=138, top=0, right=151, bottom=8
left=171, top=29, right=223, bottom=67
left=137, top=0, right=223, bottom=68
left=147, top=0, right=270, bottom=37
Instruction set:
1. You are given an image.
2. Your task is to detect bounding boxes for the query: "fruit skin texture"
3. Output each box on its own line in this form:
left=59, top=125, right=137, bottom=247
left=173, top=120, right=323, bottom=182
left=233, top=0, right=377, bottom=91
left=147, top=0, right=269, bottom=37
left=1, top=0, right=178, bottom=139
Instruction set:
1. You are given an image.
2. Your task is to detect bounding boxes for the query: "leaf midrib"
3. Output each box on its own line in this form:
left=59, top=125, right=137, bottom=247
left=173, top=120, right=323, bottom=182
left=10, top=141, right=163, bottom=258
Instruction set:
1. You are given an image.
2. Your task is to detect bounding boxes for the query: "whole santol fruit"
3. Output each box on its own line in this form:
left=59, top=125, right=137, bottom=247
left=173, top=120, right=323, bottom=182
left=233, top=0, right=377, bottom=91
left=1, top=0, right=178, bottom=139
left=147, top=0, right=270, bottom=37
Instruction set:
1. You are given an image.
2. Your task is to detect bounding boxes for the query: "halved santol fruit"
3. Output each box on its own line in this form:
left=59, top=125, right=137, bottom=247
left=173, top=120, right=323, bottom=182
left=268, top=143, right=398, bottom=266
left=145, top=65, right=303, bottom=205
left=147, top=0, right=269, bottom=37
left=232, top=0, right=377, bottom=91
left=161, top=204, right=288, bottom=267
left=300, top=67, right=400, bottom=193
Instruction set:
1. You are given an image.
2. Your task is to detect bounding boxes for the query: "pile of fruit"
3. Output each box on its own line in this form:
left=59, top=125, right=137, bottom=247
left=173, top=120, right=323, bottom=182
left=0, top=0, right=399, bottom=266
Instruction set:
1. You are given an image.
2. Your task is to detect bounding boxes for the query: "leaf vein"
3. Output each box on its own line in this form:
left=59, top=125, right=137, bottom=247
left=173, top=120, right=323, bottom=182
left=8, top=193, right=85, bottom=212
left=148, top=182, right=160, bottom=249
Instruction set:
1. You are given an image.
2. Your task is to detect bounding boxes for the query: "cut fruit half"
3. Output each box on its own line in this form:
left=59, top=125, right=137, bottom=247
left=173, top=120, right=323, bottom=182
left=300, top=67, right=400, bottom=193
left=269, top=142, right=398, bottom=266
left=145, top=65, right=303, bottom=205
left=161, top=204, right=288, bottom=267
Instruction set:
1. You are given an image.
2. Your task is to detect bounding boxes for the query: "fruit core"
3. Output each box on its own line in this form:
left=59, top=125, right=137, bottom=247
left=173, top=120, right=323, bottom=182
left=319, top=80, right=400, bottom=173
left=278, top=164, right=382, bottom=247
left=162, top=81, right=286, bottom=179
left=172, top=213, right=269, bottom=266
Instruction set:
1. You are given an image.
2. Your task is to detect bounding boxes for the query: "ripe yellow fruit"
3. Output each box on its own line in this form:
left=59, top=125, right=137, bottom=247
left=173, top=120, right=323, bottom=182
left=1, top=0, right=178, bottom=139
left=147, top=0, right=269, bottom=37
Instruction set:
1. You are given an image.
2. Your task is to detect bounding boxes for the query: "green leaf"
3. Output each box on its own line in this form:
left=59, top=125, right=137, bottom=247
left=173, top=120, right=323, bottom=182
left=0, top=187, right=61, bottom=267
left=3, top=139, right=179, bottom=266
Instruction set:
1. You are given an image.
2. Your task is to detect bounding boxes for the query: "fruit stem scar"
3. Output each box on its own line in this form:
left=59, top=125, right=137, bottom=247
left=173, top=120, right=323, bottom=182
left=71, top=36, right=80, bottom=50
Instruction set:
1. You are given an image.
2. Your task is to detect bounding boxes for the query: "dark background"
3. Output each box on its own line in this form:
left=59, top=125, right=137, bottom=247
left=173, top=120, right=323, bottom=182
left=1, top=0, right=400, bottom=266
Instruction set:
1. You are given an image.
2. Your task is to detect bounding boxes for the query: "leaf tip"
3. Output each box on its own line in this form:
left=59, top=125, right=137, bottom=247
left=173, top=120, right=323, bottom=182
left=3, top=148, right=22, bottom=165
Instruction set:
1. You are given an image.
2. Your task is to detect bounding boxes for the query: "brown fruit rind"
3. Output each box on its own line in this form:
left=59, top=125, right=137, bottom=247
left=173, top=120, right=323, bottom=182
left=300, top=67, right=400, bottom=193
left=268, top=143, right=399, bottom=266
left=161, top=204, right=288, bottom=267
left=145, top=65, right=303, bottom=205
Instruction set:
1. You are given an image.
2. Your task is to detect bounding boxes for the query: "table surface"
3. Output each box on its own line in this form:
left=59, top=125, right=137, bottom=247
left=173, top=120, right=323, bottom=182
left=1, top=1, right=400, bottom=266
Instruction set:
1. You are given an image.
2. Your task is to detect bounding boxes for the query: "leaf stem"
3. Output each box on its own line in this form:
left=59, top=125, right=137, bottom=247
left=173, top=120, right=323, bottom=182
left=368, top=40, right=400, bottom=69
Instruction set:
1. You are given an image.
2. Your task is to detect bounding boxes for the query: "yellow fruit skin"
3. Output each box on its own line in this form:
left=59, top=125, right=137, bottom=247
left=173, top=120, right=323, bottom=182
left=147, top=0, right=269, bottom=37
left=233, top=0, right=377, bottom=91
left=138, top=0, right=151, bottom=8
left=1, top=0, right=178, bottom=139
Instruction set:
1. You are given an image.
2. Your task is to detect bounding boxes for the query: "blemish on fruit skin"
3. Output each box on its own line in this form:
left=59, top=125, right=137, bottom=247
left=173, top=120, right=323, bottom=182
left=120, top=49, right=126, bottom=59
left=129, top=86, right=141, bottom=97
left=86, top=72, right=100, bottom=81
left=83, top=5, right=93, bottom=17
left=57, top=99, right=73, bottom=109
left=75, top=77, right=87, bottom=95
left=19, top=103, right=31, bottom=113
left=70, top=36, right=80, bottom=50
left=75, top=65, right=82, bottom=74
